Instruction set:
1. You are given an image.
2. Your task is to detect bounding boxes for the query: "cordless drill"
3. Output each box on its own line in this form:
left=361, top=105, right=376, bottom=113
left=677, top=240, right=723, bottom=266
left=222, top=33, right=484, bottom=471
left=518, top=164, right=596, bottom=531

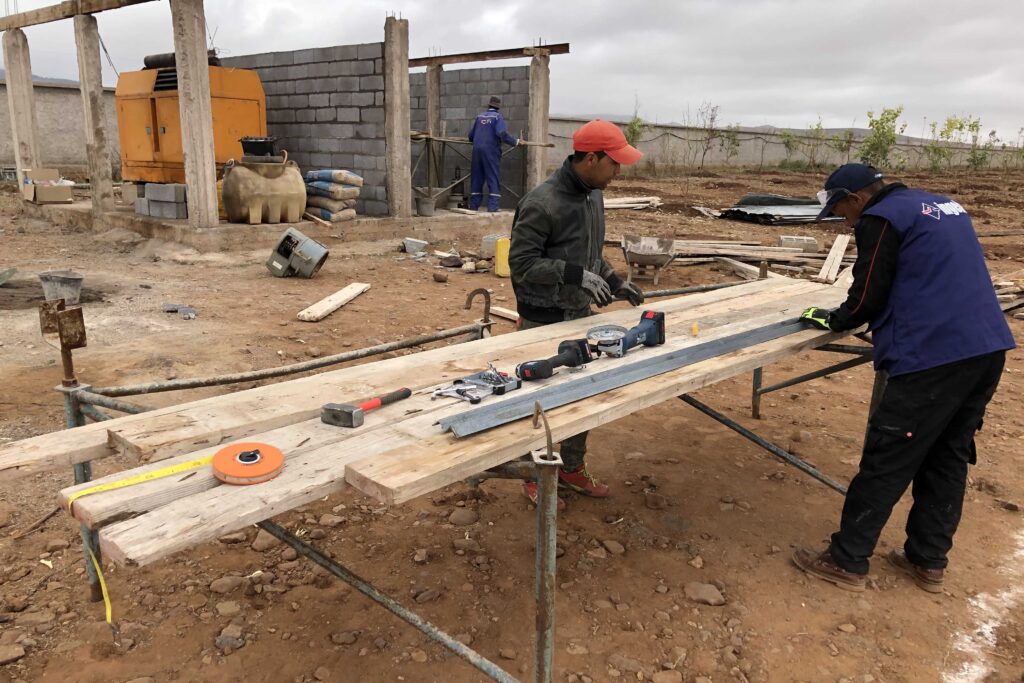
left=515, top=339, right=593, bottom=381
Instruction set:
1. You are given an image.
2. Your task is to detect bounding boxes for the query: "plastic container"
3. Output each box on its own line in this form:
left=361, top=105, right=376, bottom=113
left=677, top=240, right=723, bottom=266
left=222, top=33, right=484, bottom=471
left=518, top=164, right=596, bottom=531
left=38, top=270, right=84, bottom=305
left=480, top=233, right=508, bottom=259
left=494, top=237, right=511, bottom=278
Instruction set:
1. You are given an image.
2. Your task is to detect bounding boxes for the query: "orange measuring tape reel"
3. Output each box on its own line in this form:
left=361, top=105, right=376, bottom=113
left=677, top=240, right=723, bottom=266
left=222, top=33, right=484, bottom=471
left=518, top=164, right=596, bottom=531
left=211, top=442, right=285, bottom=485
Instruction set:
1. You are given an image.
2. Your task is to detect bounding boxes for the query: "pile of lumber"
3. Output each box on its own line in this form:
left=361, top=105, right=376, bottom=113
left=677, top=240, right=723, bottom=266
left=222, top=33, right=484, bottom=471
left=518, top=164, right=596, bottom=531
left=0, top=279, right=853, bottom=568
left=995, top=273, right=1024, bottom=315
left=604, top=196, right=663, bottom=210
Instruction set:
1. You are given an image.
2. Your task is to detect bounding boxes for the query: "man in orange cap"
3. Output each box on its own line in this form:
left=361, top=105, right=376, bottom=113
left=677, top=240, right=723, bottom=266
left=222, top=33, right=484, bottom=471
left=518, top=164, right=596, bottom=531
left=509, top=119, right=644, bottom=507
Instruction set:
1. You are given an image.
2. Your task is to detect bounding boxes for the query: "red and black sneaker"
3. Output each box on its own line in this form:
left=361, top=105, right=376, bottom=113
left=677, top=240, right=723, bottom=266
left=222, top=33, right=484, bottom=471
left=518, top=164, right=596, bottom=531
left=522, top=482, right=567, bottom=510
left=557, top=465, right=610, bottom=498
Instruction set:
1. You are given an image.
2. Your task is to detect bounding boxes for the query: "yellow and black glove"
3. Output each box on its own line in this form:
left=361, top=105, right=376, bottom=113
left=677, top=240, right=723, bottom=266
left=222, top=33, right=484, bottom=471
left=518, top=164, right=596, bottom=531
left=800, top=306, right=833, bottom=331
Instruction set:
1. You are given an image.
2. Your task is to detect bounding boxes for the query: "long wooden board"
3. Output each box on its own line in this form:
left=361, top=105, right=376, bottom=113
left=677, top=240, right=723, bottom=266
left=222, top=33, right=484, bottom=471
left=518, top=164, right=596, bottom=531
left=813, top=235, right=852, bottom=283
left=297, top=282, right=370, bottom=322
left=2, top=278, right=801, bottom=481
left=75, top=282, right=845, bottom=566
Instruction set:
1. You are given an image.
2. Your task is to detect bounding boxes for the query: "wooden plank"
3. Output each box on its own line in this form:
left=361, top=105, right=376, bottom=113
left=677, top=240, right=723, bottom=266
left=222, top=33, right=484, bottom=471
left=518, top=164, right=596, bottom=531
left=2, top=278, right=799, bottom=481
left=490, top=306, right=520, bottom=322
left=297, top=283, right=370, bottom=322
left=88, top=281, right=833, bottom=566
left=813, top=235, right=851, bottom=283
left=409, top=43, right=569, bottom=68
left=67, top=280, right=814, bottom=526
left=714, top=257, right=785, bottom=281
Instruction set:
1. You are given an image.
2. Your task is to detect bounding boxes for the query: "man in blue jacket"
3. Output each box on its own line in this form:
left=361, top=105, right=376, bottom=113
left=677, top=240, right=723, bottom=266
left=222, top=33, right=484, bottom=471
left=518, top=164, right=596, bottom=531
left=792, top=163, right=1015, bottom=593
left=468, top=96, right=519, bottom=212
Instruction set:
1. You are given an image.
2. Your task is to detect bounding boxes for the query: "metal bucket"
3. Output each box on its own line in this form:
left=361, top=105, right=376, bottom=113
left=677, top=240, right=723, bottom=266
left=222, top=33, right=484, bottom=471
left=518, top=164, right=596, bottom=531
left=38, top=270, right=84, bottom=305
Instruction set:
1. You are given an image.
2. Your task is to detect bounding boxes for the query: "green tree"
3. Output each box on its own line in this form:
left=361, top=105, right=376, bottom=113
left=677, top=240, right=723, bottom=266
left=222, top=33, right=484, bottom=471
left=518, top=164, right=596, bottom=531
left=827, top=130, right=855, bottom=164
left=718, top=125, right=740, bottom=166
left=803, top=119, right=827, bottom=170
left=695, top=101, right=721, bottom=169
left=780, top=130, right=800, bottom=163
left=859, top=106, right=907, bottom=168
left=623, top=97, right=648, bottom=147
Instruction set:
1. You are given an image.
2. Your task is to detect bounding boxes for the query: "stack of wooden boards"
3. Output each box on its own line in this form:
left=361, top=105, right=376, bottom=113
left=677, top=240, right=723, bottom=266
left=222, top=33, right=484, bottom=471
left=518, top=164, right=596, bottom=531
left=0, top=278, right=852, bottom=568
left=604, top=196, right=663, bottom=210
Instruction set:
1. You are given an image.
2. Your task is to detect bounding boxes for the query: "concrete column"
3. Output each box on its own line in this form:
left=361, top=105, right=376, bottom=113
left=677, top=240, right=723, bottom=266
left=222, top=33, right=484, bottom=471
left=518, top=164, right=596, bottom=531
left=526, top=50, right=551, bottom=191
left=73, top=14, right=115, bottom=215
left=2, top=29, right=41, bottom=187
left=425, top=65, right=442, bottom=136
left=169, top=0, right=219, bottom=228
left=383, top=16, right=412, bottom=218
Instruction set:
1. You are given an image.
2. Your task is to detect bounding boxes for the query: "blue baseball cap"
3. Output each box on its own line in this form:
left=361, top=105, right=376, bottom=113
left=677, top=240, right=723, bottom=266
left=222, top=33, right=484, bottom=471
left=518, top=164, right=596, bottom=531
left=816, top=163, right=884, bottom=220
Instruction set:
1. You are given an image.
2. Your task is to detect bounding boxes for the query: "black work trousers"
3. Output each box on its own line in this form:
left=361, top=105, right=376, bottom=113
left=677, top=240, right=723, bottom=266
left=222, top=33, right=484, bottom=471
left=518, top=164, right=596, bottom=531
left=830, top=351, right=1006, bottom=574
left=518, top=312, right=592, bottom=470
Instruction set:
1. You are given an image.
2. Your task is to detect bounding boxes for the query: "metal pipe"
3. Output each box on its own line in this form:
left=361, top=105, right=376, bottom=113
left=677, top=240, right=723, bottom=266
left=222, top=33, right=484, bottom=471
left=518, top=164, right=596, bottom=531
left=64, top=391, right=104, bottom=602
left=750, top=367, right=763, bottom=419
left=74, top=390, right=149, bottom=414
left=91, top=323, right=484, bottom=397
left=256, top=521, right=518, bottom=683
left=753, top=355, right=872, bottom=397
left=815, top=343, right=873, bottom=356
left=679, top=394, right=848, bottom=495
left=531, top=406, right=560, bottom=683
left=466, top=460, right=539, bottom=486
left=79, top=403, right=114, bottom=422
left=614, top=281, right=746, bottom=302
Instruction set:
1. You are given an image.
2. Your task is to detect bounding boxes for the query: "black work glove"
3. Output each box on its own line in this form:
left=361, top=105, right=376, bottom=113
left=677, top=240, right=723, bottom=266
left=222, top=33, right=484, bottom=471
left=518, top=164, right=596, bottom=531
left=800, top=306, right=833, bottom=331
left=615, top=282, right=645, bottom=306
left=580, top=270, right=613, bottom=307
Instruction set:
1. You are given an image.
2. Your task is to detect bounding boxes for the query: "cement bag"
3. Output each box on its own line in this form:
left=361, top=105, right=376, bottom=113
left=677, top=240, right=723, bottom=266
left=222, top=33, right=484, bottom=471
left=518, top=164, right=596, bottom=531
left=305, top=169, right=364, bottom=187
left=308, top=207, right=357, bottom=223
left=306, top=181, right=361, bottom=200
left=306, top=195, right=357, bottom=212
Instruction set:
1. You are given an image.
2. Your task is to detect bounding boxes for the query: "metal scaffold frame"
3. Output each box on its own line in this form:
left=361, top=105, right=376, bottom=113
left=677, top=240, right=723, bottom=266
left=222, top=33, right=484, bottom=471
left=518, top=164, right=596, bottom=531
left=39, top=283, right=876, bottom=682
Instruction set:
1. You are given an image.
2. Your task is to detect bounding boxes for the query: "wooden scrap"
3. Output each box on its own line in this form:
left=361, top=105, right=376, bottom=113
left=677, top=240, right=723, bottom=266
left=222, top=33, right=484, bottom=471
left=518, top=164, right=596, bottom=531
left=713, top=257, right=785, bottom=281
left=490, top=306, right=520, bottom=322
left=812, top=235, right=851, bottom=284
left=297, top=282, right=370, bottom=322
left=303, top=212, right=331, bottom=228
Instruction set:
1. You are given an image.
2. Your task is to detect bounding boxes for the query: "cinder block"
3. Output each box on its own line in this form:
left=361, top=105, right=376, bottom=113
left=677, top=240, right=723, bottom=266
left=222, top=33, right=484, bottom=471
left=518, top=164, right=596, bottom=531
left=360, top=108, right=385, bottom=123
left=251, top=53, right=274, bottom=69
left=308, top=93, right=329, bottom=107
left=353, top=154, right=377, bottom=170
left=361, top=169, right=386, bottom=185
left=298, top=138, right=316, bottom=152
left=350, top=91, right=375, bottom=107
left=148, top=200, right=187, bottom=219
left=134, top=197, right=150, bottom=215
left=330, top=45, right=358, bottom=61
left=287, top=64, right=310, bottom=80
left=357, top=42, right=383, bottom=59
left=353, top=60, right=375, bottom=76
left=296, top=109, right=315, bottom=123
left=330, top=153, right=356, bottom=168
left=317, top=138, right=341, bottom=153
left=778, top=235, right=820, bottom=253
left=120, top=182, right=139, bottom=204
left=374, top=58, right=383, bottom=73
left=327, top=123, right=356, bottom=138
left=309, top=152, right=332, bottom=167
left=334, top=76, right=360, bottom=91
left=362, top=199, right=389, bottom=216
left=336, top=108, right=360, bottom=122
left=354, top=123, right=382, bottom=139
left=465, top=81, right=489, bottom=96
left=503, top=66, right=527, bottom=80
left=295, top=80, right=317, bottom=94
left=375, top=91, right=384, bottom=106
left=313, top=78, right=334, bottom=92
left=409, top=72, right=425, bottom=85
left=308, top=62, right=330, bottom=78
left=442, top=82, right=467, bottom=96
left=288, top=94, right=309, bottom=108
left=314, top=108, right=335, bottom=122
left=337, top=139, right=363, bottom=154
left=492, top=80, right=511, bottom=95
left=360, top=75, right=384, bottom=91
left=329, top=60, right=353, bottom=77
left=329, top=92, right=353, bottom=107
left=145, top=183, right=187, bottom=203
left=271, top=50, right=295, bottom=66
left=270, top=109, right=299, bottom=124
left=443, top=107, right=467, bottom=120
left=362, top=139, right=386, bottom=155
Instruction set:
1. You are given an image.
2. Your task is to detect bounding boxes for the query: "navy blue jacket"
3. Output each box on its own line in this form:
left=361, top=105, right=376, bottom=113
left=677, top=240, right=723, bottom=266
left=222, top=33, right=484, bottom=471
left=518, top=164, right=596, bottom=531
left=468, top=107, right=517, bottom=152
left=830, top=184, right=1014, bottom=376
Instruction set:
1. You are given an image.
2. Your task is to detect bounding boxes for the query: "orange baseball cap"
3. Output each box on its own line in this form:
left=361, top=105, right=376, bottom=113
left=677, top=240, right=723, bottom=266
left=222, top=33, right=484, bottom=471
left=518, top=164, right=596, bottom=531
left=572, top=119, right=643, bottom=166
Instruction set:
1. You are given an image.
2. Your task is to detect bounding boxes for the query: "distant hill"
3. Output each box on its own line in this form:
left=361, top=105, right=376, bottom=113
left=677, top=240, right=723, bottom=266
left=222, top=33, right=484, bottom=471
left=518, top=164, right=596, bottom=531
left=0, top=67, right=82, bottom=87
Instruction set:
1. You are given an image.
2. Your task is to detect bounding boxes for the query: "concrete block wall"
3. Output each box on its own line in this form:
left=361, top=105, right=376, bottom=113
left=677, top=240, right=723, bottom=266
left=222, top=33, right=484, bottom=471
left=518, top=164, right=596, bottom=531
left=221, top=43, right=388, bottom=215
left=409, top=66, right=530, bottom=210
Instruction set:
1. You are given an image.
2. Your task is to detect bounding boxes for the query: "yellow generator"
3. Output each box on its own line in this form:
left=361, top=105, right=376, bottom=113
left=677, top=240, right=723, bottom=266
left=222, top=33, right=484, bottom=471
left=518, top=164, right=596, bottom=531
left=116, top=52, right=267, bottom=183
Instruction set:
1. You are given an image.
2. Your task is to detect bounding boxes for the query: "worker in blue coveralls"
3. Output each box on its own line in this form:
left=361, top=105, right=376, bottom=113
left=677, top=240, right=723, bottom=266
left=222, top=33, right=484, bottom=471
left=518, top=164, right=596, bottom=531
left=468, top=96, right=519, bottom=211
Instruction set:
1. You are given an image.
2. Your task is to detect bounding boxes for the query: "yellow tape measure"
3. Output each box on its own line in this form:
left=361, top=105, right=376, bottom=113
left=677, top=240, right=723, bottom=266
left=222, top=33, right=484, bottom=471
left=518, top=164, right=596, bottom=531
left=66, top=454, right=214, bottom=512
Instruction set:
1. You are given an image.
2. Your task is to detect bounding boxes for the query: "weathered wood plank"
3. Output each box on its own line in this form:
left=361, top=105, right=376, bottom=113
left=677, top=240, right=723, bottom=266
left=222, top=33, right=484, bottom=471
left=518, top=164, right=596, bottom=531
left=813, top=235, right=851, bottom=283
left=297, top=282, right=370, bottom=322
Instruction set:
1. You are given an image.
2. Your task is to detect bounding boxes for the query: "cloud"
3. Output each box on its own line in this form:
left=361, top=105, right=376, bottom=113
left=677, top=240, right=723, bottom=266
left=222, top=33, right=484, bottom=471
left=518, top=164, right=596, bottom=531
left=4, top=0, right=1022, bottom=140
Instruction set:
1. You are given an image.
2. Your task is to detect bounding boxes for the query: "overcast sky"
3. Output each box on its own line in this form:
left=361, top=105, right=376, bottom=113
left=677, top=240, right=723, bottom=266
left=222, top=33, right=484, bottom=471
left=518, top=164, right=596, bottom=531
left=7, top=0, right=1023, bottom=142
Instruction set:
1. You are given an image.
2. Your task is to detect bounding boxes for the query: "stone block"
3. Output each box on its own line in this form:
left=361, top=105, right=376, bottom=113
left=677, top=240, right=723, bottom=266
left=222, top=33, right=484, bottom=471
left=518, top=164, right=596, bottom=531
left=148, top=200, right=187, bottom=219
left=351, top=91, right=375, bottom=107
left=288, top=94, right=309, bottom=108
left=353, top=59, right=375, bottom=76
left=316, top=108, right=336, bottom=122
left=778, top=235, right=820, bottom=253
left=357, top=42, right=382, bottom=59
left=361, top=108, right=385, bottom=123
left=330, top=45, right=358, bottom=61
left=286, top=64, right=309, bottom=80
left=134, top=197, right=150, bottom=216
left=271, top=50, right=295, bottom=66
left=360, top=75, right=384, bottom=91
left=336, top=108, right=360, bottom=122
left=334, top=76, right=360, bottom=91
left=296, top=109, right=315, bottom=123
left=145, top=183, right=187, bottom=202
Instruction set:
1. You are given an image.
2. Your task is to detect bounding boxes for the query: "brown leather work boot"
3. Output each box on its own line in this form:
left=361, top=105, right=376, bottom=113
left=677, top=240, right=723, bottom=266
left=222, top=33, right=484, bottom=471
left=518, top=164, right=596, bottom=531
left=792, top=547, right=867, bottom=592
left=886, top=548, right=944, bottom=594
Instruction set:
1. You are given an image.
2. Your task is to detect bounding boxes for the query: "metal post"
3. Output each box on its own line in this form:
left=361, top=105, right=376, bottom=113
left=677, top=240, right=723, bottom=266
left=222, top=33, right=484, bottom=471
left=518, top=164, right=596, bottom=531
left=63, top=389, right=103, bottom=602
left=531, top=404, right=560, bottom=683
left=751, top=367, right=763, bottom=419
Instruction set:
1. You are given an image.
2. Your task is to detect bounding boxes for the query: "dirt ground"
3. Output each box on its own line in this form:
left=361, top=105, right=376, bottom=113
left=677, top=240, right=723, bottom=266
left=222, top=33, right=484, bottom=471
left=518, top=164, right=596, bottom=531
left=1, top=168, right=1022, bottom=683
